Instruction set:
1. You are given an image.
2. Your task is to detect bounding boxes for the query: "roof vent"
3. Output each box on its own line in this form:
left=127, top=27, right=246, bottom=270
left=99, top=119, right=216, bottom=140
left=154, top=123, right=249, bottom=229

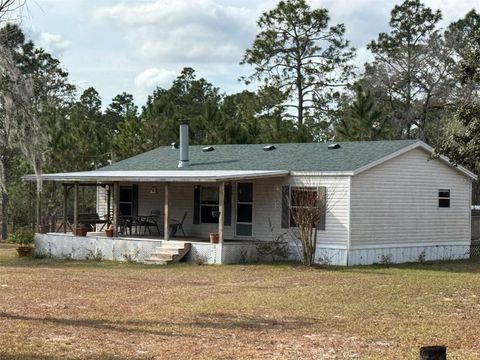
left=328, top=143, right=341, bottom=149
left=202, top=146, right=215, bottom=152
left=263, top=145, right=276, bottom=151
left=171, top=142, right=178, bottom=149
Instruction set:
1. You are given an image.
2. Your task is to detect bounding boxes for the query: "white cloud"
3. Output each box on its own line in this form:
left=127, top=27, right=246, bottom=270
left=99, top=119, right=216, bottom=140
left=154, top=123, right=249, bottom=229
left=37, top=31, right=71, bottom=55
left=24, top=0, right=480, bottom=107
left=93, top=0, right=258, bottom=64
left=134, top=68, right=178, bottom=99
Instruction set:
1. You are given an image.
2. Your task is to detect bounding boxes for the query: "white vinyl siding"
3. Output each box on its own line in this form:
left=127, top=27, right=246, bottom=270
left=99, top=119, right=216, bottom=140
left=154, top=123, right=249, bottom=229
left=350, top=148, right=472, bottom=248
left=134, top=177, right=349, bottom=243
left=137, top=182, right=235, bottom=239
left=95, top=176, right=350, bottom=246
left=96, top=186, right=108, bottom=220
left=253, top=175, right=350, bottom=247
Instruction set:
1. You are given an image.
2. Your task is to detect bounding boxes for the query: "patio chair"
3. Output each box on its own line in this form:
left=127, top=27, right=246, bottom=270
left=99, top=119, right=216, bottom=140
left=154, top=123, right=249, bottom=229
left=170, top=211, right=187, bottom=237
left=118, top=214, right=133, bottom=235
left=138, top=210, right=162, bottom=235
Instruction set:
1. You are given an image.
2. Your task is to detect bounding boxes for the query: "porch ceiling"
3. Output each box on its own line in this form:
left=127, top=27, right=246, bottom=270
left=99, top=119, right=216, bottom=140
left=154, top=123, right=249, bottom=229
left=23, top=170, right=289, bottom=183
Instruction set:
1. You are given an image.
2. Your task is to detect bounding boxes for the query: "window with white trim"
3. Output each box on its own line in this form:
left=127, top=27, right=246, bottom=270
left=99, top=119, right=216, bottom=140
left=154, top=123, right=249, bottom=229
left=438, top=189, right=450, bottom=208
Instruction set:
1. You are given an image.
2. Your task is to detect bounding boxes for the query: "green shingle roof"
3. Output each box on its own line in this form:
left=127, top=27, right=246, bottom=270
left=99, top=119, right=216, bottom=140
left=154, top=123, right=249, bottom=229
left=98, top=140, right=419, bottom=172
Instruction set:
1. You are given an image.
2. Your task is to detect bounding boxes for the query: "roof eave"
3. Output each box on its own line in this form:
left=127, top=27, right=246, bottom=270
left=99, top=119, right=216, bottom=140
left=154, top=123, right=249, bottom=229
left=22, top=170, right=290, bottom=183
left=290, top=171, right=354, bottom=176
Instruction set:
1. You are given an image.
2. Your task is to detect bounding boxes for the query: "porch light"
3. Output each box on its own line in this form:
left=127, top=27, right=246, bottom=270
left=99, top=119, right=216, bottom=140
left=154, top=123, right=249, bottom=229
left=150, top=185, right=158, bottom=194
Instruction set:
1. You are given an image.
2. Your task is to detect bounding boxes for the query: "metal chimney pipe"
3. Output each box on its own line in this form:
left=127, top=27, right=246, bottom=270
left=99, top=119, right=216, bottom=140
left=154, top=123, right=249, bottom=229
left=178, top=120, right=190, bottom=168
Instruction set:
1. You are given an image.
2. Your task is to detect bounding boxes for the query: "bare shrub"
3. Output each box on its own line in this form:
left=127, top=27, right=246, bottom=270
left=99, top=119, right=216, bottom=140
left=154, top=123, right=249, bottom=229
left=287, top=186, right=326, bottom=266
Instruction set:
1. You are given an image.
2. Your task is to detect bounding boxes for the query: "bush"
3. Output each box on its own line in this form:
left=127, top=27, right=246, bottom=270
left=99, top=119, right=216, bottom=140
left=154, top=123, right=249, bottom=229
left=8, top=228, right=35, bottom=246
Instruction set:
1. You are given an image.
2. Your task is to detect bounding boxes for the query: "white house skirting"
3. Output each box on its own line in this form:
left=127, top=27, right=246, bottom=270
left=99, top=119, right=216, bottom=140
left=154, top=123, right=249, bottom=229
left=35, top=233, right=225, bottom=264
left=286, top=243, right=470, bottom=266
left=35, top=234, right=471, bottom=266
left=347, top=244, right=470, bottom=265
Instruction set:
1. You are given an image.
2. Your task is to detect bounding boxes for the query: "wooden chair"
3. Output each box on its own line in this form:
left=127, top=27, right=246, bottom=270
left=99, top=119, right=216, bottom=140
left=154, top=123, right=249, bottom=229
left=170, top=212, right=187, bottom=237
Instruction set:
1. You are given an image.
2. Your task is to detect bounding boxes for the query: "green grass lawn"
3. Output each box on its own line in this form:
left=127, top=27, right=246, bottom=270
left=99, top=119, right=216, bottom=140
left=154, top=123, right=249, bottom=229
left=0, top=244, right=479, bottom=359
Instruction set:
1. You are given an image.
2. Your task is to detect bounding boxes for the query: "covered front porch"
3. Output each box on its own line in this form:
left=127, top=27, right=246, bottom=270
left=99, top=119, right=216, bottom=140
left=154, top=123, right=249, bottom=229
left=34, top=232, right=274, bottom=265
left=27, top=170, right=290, bottom=264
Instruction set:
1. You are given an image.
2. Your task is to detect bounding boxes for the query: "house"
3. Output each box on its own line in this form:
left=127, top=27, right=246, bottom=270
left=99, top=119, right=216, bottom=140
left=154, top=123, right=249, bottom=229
left=28, top=122, right=477, bottom=265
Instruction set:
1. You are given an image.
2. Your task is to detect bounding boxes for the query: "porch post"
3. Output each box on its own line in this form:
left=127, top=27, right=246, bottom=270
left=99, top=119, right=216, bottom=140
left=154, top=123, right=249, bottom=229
left=164, top=182, right=169, bottom=241
left=112, top=182, right=119, bottom=237
left=28, top=182, right=33, bottom=230
left=106, top=184, right=111, bottom=226
left=73, top=182, right=79, bottom=235
left=218, top=181, right=225, bottom=243
left=35, top=187, right=42, bottom=233
left=63, top=184, right=67, bottom=233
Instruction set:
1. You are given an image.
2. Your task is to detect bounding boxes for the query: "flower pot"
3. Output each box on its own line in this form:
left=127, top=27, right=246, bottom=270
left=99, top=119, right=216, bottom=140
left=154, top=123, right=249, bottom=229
left=209, top=233, right=219, bottom=244
left=16, top=246, right=32, bottom=257
left=75, top=227, right=88, bottom=236
left=211, top=210, right=220, bottom=218
left=105, top=228, right=113, bottom=237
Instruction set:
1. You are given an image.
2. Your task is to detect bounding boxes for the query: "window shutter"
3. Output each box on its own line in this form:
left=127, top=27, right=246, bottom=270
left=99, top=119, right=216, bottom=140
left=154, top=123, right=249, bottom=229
left=193, top=186, right=201, bottom=224
left=317, top=186, right=327, bottom=230
left=281, top=185, right=290, bottom=229
left=224, top=184, right=232, bottom=226
left=132, top=184, right=139, bottom=216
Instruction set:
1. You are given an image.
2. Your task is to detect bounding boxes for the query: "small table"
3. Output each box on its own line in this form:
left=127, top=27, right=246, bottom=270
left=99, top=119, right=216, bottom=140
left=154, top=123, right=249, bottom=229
left=118, top=215, right=136, bottom=235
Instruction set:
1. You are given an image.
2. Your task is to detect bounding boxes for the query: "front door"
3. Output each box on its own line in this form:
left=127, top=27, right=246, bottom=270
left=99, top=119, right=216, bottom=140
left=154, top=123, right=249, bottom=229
left=235, top=182, right=253, bottom=237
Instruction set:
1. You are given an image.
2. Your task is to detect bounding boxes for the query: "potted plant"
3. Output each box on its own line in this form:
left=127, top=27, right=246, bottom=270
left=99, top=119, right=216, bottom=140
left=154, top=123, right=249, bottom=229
left=209, top=233, right=219, bottom=244
left=75, top=227, right=88, bottom=236
left=105, top=224, right=114, bottom=237
left=8, top=228, right=35, bottom=257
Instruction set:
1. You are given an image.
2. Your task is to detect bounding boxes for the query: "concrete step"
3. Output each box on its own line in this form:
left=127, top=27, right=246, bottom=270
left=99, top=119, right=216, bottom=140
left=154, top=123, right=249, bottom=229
left=145, top=241, right=191, bottom=265
left=148, top=253, right=176, bottom=261
left=144, top=258, right=169, bottom=265
left=154, top=248, right=182, bottom=254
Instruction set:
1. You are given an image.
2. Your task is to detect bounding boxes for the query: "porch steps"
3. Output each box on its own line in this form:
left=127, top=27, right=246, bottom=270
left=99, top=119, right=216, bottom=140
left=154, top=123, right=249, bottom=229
left=144, top=241, right=191, bottom=265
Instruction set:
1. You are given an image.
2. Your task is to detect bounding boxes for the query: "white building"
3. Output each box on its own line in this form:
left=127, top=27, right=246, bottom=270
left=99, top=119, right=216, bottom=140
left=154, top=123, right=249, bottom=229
left=29, top=124, right=476, bottom=265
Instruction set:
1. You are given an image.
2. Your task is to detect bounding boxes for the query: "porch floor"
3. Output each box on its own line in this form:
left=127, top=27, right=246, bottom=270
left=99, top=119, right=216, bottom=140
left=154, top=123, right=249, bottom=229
left=67, top=232, right=255, bottom=244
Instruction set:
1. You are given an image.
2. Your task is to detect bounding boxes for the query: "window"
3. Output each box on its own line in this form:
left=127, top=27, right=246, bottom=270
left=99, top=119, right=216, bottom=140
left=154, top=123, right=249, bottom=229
left=289, top=187, right=322, bottom=228
left=119, top=186, right=133, bottom=216
left=201, top=186, right=219, bottom=223
left=438, top=189, right=450, bottom=208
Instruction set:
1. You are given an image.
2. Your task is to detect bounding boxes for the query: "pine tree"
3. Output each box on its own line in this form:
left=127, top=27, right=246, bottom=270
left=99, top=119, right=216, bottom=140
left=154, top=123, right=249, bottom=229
left=335, top=86, right=390, bottom=141
left=241, top=0, right=355, bottom=140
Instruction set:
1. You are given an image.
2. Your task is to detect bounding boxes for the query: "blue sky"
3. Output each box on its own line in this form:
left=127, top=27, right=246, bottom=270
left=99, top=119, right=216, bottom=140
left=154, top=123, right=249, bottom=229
left=21, top=0, right=480, bottom=108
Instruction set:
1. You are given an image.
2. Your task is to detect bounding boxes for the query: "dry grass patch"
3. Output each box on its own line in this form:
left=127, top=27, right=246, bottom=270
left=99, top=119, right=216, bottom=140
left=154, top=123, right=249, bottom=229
left=0, top=244, right=479, bottom=359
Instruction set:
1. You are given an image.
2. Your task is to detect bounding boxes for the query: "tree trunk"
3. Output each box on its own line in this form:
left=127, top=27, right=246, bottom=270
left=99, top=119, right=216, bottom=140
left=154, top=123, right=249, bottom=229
left=1, top=191, right=8, bottom=240
left=296, top=60, right=304, bottom=129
